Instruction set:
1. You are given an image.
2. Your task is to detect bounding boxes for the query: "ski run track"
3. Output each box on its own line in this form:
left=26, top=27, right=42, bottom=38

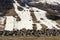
left=4, top=0, right=60, bottom=31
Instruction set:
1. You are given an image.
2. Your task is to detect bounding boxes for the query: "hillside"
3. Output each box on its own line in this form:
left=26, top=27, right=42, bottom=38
left=0, top=0, right=60, bottom=37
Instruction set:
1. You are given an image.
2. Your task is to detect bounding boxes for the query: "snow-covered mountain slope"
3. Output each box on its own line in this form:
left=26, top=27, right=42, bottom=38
left=46, top=0, right=60, bottom=5
left=4, top=0, right=59, bottom=31
left=34, top=0, right=60, bottom=5
left=0, top=0, right=60, bottom=31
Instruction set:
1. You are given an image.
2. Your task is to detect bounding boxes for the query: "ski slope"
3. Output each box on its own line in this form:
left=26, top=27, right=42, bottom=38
left=4, top=0, right=60, bottom=31
left=12, top=0, right=60, bottom=30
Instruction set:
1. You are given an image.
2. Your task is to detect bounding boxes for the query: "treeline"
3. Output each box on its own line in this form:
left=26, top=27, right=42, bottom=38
left=0, top=29, right=60, bottom=37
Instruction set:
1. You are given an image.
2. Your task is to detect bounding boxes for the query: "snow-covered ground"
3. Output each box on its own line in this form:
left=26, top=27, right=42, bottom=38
left=39, top=0, right=60, bottom=5
left=4, top=0, right=60, bottom=31
left=5, top=16, right=16, bottom=31
left=29, top=0, right=60, bottom=5
left=13, top=0, right=60, bottom=30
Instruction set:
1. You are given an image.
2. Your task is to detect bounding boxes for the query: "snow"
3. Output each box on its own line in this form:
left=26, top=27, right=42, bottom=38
left=36, top=23, right=42, bottom=30
left=29, top=0, right=60, bottom=5
left=12, top=0, right=60, bottom=30
left=17, top=20, right=33, bottom=30
left=13, top=0, right=33, bottom=30
left=34, top=10, right=60, bottom=29
left=39, top=0, right=60, bottom=5
left=5, top=16, right=16, bottom=31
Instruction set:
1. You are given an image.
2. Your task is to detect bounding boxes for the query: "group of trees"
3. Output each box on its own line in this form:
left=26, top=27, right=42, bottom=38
left=0, top=27, right=60, bottom=36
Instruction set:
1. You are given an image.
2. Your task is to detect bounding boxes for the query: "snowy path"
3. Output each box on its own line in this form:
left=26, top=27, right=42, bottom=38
left=12, top=0, right=60, bottom=30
